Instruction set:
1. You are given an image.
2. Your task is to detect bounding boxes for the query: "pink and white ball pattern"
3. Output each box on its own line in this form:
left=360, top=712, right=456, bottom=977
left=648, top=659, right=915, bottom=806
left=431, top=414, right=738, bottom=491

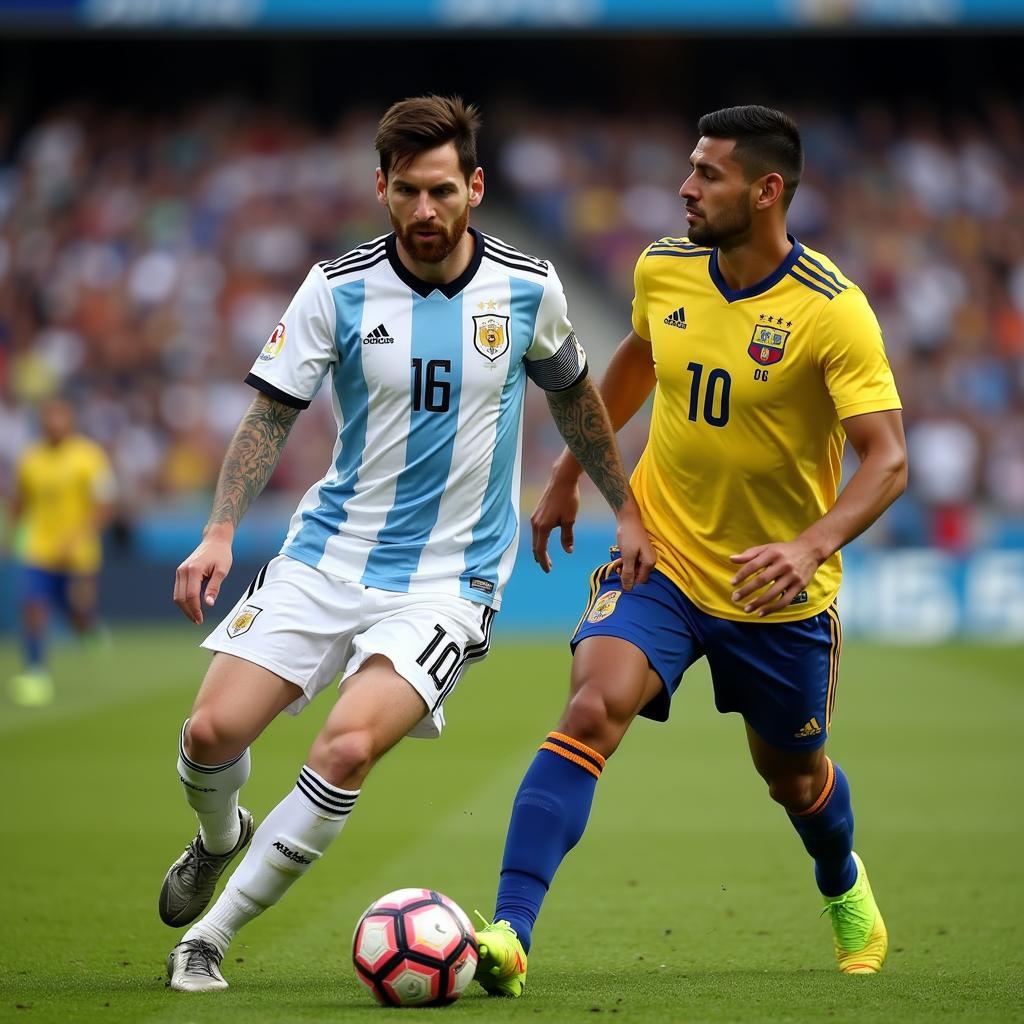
left=352, top=888, right=478, bottom=1006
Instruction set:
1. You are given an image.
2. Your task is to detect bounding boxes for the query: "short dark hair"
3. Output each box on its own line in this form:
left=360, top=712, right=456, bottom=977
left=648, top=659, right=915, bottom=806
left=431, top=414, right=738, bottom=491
left=697, top=105, right=803, bottom=207
left=375, top=95, right=481, bottom=182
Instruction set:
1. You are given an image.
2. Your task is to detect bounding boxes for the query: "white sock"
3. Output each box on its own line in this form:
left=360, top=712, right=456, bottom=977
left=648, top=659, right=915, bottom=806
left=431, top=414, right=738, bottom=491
left=184, top=886, right=263, bottom=954
left=177, top=719, right=251, bottom=854
left=185, top=765, right=360, bottom=952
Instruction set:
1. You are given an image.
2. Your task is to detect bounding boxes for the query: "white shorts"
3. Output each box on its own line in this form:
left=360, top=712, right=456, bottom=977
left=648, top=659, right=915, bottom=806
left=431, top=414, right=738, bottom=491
left=201, top=555, right=495, bottom=738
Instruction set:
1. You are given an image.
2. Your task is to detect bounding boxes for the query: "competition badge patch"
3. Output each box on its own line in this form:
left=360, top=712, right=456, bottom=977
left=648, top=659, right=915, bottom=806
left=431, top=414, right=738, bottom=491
left=473, top=314, right=511, bottom=362
left=227, top=604, right=262, bottom=638
left=587, top=590, right=621, bottom=623
left=747, top=320, right=790, bottom=366
left=260, top=322, right=286, bottom=362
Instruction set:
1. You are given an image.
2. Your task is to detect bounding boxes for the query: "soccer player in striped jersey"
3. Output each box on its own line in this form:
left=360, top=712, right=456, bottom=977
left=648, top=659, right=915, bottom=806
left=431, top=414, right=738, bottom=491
left=475, top=106, right=907, bottom=995
left=161, top=95, right=655, bottom=992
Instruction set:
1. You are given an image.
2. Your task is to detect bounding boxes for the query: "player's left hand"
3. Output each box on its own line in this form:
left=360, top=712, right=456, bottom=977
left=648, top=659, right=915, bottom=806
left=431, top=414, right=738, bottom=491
left=729, top=539, right=822, bottom=616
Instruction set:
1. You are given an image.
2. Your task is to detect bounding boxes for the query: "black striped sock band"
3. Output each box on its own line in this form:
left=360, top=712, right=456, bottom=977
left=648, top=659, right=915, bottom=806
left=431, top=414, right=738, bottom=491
left=539, top=731, right=606, bottom=779
left=178, top=720, right=247, bottom=774
left=296, top=765, right=359, bottom=818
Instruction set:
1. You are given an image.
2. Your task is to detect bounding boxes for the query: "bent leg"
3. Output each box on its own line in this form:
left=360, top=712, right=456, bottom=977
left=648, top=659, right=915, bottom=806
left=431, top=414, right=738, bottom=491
left=494, top=636, right=663, bottom=953
left=747, top=724, right=887, bottom=972
left=186, top=655, right=427, bottom=955
left=176, top=653, right=302, bottom=853
left=160, top=654, right=304, bottom=929
left=186, top=652, right=301, bottom=763
left=307, top=653, right=431, bottom=787
left=745, top=724, right=856, bottom=897
left=21, top=596, right=48, bottom=671
left=9, top=567, right=55, bottom=706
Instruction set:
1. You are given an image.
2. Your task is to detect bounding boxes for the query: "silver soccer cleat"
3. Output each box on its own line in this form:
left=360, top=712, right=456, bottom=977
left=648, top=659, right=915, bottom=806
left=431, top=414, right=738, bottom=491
left=166, top=938, right=228, bottom=992
left=159, top=808, right=254, bottom=927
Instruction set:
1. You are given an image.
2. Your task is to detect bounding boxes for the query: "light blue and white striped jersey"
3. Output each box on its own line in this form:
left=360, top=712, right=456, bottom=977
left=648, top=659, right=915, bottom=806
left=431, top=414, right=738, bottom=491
left=245, top=228, right=587, bottom=610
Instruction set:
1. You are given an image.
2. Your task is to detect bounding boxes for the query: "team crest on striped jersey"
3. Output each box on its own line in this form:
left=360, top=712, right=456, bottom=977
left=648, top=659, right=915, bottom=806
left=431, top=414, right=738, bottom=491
left=747, top=320, right=791, bottom=366
left=473, top=314, right=510, bottom=362
left=227, top=604, right=262, bottom=638
left=588, top=590, right=620, bottom=623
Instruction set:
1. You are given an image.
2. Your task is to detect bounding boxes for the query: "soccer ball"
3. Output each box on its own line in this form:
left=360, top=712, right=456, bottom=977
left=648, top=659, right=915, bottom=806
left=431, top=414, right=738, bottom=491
left=352, top=888, right=478, bottom=1006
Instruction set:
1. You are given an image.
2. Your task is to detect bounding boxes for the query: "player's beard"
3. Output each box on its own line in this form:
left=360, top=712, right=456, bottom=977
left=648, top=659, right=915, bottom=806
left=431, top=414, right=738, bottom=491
left=391, top=203, right=471, bottom=265
left=686, top=198, right=753, bottom=248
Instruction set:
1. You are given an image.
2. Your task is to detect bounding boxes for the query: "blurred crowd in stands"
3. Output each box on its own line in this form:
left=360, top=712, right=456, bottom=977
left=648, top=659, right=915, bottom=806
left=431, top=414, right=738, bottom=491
left=2, top=98, right=1024, bottom=551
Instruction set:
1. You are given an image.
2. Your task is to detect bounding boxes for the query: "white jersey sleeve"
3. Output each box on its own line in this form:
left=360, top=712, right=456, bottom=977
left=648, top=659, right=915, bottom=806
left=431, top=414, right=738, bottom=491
left=245, top=266, right=337, bottom=409
left=523, top=262, right=588, bottom=392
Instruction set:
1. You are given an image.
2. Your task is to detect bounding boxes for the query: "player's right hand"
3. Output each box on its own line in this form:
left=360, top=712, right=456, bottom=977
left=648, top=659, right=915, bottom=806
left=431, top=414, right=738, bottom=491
left=173, top=530, right=234, bottom=625
left=613, top=498, right=656, bottom=592
left=530, top=467, right=581, bottom=573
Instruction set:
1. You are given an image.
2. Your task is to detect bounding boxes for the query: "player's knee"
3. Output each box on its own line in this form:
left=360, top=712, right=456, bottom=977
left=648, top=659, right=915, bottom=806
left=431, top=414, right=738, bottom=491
left=559, top=686, right=624, bottom=758
left=312, top=728, right=377, bottom=788
left=184, top=710, right=245, bottom=765
left=765, top=772, right=819, bottom=813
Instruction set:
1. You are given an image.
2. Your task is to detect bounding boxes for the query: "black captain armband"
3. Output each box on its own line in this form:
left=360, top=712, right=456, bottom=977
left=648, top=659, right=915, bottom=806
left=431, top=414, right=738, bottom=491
left=526, top=332, right=588, bottom=392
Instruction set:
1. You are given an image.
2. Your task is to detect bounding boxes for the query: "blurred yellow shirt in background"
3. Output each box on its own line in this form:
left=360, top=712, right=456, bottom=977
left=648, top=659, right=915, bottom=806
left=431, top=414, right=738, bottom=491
left=16, top=437, right=115, bottom=574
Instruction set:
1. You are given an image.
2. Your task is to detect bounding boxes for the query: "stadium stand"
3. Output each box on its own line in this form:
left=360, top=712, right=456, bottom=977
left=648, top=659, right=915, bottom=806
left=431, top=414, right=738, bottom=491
left=2, top=98, right=1023, bottom=554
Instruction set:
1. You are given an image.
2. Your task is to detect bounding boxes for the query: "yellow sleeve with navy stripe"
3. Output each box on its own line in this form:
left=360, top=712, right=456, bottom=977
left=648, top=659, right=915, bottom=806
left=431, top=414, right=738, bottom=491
left=814, top=288, right=901, bottom=420
left=627, top=237, right=901, bottom=622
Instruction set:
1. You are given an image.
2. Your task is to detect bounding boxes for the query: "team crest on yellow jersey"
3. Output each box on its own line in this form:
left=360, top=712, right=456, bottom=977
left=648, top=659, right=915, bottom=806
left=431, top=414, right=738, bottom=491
left=473, top=314, right=510, bottom=362
left=588, top=590, right=621, bottom=623
left=227, top=604, right=262, bottom=638
left=748, top=320, right=790, bottom=366
left=260, top=322, right=286, bottom=362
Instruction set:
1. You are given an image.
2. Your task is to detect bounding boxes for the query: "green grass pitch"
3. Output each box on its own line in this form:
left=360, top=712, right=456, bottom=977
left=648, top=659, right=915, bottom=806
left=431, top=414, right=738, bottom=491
left=1, top=626, right=1021, bottom=1023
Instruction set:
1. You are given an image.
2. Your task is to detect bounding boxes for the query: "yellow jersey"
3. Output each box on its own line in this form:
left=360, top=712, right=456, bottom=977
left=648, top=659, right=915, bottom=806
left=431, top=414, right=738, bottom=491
left=16, top=435, right=114, bottom=574
left=630, top=236, right=901, bottom=622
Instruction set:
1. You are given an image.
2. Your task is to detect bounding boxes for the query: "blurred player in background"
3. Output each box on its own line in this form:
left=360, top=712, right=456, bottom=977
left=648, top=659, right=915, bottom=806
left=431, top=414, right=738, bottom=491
left=474, top=105, right=907, bottom=995
left=6, top=395, right=115, bottom=706
left=160, top=94, right=654, bottom=992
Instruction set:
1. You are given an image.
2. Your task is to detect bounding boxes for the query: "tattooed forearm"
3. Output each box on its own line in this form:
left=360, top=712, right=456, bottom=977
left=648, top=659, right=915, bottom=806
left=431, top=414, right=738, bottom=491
left=208, top=394, right=300, bottom=529
left=547, top=377, right=630, bottom=511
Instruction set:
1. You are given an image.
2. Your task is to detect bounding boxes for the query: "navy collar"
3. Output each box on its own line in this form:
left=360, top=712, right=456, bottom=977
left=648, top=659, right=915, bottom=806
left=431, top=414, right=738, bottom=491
left=386, top=227, right=483, bottom=299
left=709, top=235, right=803, bottom=303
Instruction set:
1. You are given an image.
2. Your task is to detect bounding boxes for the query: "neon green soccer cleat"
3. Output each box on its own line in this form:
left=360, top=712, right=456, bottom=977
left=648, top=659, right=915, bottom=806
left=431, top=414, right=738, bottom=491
left=822, top=852, right=888, bottom=974
left=474, top=918, right=528, bottom=997
left=8, top=671, right=55, bottom=708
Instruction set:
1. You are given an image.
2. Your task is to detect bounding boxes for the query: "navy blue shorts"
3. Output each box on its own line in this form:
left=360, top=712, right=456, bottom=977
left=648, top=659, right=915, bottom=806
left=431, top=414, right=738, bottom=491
left=571, top=565, right=842, bottom=751
left=21, top=565, right=75, bottom=616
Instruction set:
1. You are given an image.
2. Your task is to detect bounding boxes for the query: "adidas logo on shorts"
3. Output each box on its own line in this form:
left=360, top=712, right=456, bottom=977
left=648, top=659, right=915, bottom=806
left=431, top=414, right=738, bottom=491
left=794, top=717, right=822, bottom=739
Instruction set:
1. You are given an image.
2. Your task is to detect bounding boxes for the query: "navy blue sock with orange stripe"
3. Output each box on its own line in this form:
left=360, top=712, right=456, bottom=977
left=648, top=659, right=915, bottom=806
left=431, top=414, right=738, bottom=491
left=788, top=757, right=857, bottom=897
left=493, top=732, right=605, bottom=953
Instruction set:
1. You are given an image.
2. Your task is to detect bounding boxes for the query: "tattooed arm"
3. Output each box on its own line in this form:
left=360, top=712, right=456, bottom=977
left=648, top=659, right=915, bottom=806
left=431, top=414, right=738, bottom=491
left=173, top=393, right=300, bottom=623
left=539, top=347, right=656, bottom=589
left=545, top=376, right=630, bottom=512
left=207, top=393, right=301, bottom=529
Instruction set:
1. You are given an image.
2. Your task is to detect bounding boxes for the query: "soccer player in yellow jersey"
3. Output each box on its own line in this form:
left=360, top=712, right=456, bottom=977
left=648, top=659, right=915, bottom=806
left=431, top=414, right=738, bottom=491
left=7, top=397, right=115, bottom=706
left=475, top=106, right=907, bottom=995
